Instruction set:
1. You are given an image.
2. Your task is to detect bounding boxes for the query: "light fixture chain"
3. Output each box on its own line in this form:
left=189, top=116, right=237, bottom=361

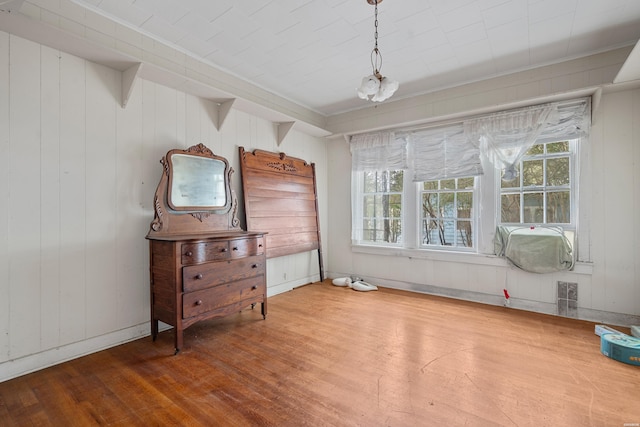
left=374, top=0, right=378, bottom=51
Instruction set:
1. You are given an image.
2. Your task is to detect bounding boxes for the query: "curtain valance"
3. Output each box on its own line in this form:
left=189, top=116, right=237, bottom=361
left=404, top=124, right=483, bottom=181
left=349, top=131, right=407, bottom=171
left=349, top=97, right=591, bottom=180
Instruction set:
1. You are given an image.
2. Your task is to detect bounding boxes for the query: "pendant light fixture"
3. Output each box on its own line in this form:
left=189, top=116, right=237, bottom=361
left=357, top=0, right=399, bottom=102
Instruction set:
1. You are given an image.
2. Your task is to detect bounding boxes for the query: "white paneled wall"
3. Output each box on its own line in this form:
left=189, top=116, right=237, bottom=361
left=0, top=32, right=327, bottom=381
left=327, top=87, right=640, bottom=327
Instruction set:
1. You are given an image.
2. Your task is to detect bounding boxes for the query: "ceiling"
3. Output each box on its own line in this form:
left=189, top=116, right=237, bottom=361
left=64, top=0, right=640, bottom=117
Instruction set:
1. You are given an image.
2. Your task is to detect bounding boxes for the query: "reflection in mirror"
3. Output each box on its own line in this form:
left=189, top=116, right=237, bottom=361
left=168, top=153, right=227, bottom=210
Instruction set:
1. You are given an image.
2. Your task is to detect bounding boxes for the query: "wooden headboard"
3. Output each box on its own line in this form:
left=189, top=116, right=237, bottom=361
left=239, top=147, right=323, bottom=280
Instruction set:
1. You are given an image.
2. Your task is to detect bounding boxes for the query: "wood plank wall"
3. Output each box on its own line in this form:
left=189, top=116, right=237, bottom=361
left=0, top=31, right=328, bottom=381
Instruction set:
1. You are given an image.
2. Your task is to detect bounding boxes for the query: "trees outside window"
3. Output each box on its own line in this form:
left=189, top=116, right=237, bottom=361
left=420, top=177, right=475, bottom=248
left=500, top=141, right=573, bottom=226
left=362, top=170, right=403, bottom=244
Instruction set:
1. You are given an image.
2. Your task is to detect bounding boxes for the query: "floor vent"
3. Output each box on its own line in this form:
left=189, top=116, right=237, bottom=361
left=557, top=281, right=578, bottom=317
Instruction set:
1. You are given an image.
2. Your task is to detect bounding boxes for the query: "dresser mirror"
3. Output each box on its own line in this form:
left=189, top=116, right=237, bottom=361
left=168, top=151, right=229, bottom=211
left=147, top=143, right=240, bottom=237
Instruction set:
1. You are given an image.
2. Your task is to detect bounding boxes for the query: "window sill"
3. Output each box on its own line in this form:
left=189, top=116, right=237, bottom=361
left=351, top=244, right=594, bottom=274
left=351, top=244, right=505, bottom=266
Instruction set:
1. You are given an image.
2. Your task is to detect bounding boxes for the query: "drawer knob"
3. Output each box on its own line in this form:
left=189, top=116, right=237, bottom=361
left=196, top=273, right=203, bottom=280
left=251, top=264, right=258, bottom=269
left=232, top=246, right=238, bottom=251
left=259, top=244, right=263, bottom=248
left=251, top=285, right=258, bottom=290
left=220, top=248, right=227, bottom=252
left=185, top=251, right=193, bottom=257
left=195, top=300, right=203, bottom=306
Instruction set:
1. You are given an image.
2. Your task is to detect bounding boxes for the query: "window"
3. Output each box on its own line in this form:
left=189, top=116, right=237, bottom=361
left=350, top=98, right=589, bottom=255
left=500, top=140, right=574, bottom=226
left=361, top=170, right=403, bottom=244
left=421, top=177, right=475, bottom=248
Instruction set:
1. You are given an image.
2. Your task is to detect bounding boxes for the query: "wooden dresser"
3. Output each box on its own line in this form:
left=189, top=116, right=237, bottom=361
left=146, top=144, right=267, bottom=354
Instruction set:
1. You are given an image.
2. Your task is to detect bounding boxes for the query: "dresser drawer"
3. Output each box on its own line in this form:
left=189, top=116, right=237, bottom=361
left=181, top=241, right=229, bottom=265
left=182, top=276, right=265, bottom=319
left=182, top=255, right=265, bottom=292
left=229, top=237, right=265, bottom=258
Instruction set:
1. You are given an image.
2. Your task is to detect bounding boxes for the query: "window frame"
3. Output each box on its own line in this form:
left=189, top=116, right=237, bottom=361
left=359, top=170, right=404, bottom=246
left=498, top=139, right=578, bottom=230
left=353, top=169, right=480, bottom=252
left=417, top=177, right=478, bottom=251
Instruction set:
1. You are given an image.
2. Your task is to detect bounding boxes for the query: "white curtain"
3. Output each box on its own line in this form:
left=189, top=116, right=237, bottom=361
left=349, top=131, right=407, bottom=242
left=349, top=131, right=407, bottom=171
left=464, top=104, right=553, bottom=180
left=537, top=98, right=591, bottom=143
left=406, top=124, right=483, bottom=181
left=463, top=98, right=591, bottom=179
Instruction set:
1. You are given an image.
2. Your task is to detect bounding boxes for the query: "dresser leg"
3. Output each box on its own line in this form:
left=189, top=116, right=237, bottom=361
left=261, top=300, right=267, bottom=319
left=174, top=328, right=183, bottom=355
left=151, top=319, right=158, bottom=341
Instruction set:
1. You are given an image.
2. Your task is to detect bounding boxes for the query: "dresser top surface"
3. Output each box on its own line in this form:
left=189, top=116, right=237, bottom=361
left=146, top=230, right=266, bottom=242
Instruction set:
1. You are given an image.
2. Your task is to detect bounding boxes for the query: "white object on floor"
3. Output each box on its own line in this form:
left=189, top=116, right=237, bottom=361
left=349, top=280, right=378, bottom=292
left=332, top=277, right=351, bottom=287
left=595, top=324, right=624, bottom=337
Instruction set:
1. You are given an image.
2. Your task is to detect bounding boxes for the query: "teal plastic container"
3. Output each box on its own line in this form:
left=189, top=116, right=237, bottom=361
left=600, top=333, right=640, bottom=366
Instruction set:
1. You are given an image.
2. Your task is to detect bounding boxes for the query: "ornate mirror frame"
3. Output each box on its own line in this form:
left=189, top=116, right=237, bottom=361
left=147, top=143, right=241, bottom=238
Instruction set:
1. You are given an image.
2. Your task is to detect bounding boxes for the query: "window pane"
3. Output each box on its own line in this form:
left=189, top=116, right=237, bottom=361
left=420, top=177, right=475, bottom=249
left=501, top=194, right=520, bottom=223
left=523, top=192, right=543, bottom=223
left=389, top=171, right=404, bottom=192
left=365, top=171, right=393, bottom=192
left=389, top=193, right=402, bottom=208
left=423, top=220, right=441, bottom=245
left=547, top=191, right=570, bottom=223
left=378, top=195, right=386, bottom=216
left=422, top=181, right=438, bottom=190
left=390, top=219, right=402, bottom=243
left=522, top=159, right=543, bottom=186
left=362, top=219, right=374, bottom=240
left=363, top=172, right=377, bottom=193
left=440, top=192, right=455, bottom=218
left=422, top=193, right=438, bottom=218
left=527, top=144, right=544, bottom=155
left=363, top=195, right=375, bottom=216
left=388, top=194, right=402, bottom=223
left=547, top=141, right=568, bottom=153
left=546, top=157, right=569, bottom=186
left=442, top=220, right=455, bottom=246
left=458, top=177, right=474, bottom=189
left=441, top=179, right=455, bottom=190
left=423, top=181, right=438, bottom=190
left=375, top=172, right=389, bottom=192
left=363, top=218, right=402, bottom=243
left=457, top=192, right=473, bottom=218
left=457, top=220, right=473, bottom=248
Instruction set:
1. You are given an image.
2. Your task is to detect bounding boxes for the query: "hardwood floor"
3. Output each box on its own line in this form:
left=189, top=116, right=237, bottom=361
left=1, top=280, right=638, bottom=426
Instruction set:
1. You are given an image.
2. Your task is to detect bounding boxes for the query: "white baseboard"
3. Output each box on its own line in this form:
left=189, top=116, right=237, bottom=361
left=327, top=271, right=640, bottom=328
left=0, top=323, right=151, bottom=383
left=267, top=274, right=320, bottom=297
left=1, top=276, right=321, bottom=383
